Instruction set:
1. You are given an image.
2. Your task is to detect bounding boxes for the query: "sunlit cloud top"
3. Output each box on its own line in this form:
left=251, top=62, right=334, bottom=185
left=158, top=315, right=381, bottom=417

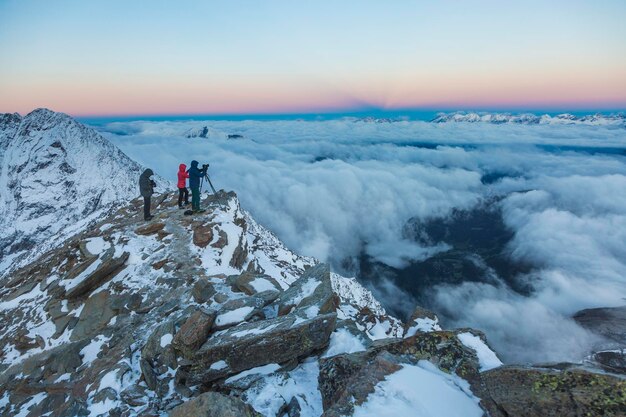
left=1, top=0, right=625, bottom=116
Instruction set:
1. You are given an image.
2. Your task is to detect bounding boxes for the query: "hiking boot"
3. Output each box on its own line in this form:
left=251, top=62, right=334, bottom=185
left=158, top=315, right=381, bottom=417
left=144, top=215, right=154, bottom=221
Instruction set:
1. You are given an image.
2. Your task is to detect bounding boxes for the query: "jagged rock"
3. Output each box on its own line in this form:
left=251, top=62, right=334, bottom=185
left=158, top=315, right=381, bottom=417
left=275, top=263, right=337, bottom=316
left=65, top=252, right=129, bottom=299
left=142, top=320, right=177, bottom=371
left=573, top=305, right=626, bottom=345
left=169, top=392, right=262, bottom=417
left=403, top=306, right=442, bottom=336
left=228, top=272, right=282, bottom=296
left=135, top=221, right=166, bottom=236
left=193, top=223, right=214, bottom=248
left=192, top=278, right=216, bottom=303
left=70, top=290, right=116, bottom=341
left=140, top=358, right=158, bottom=391
left=318, top=331, right=483, bottom=416
left=213, top=296, right=267, bottom=330
left=172, top=309, right=216, bottom=358
left=180, top=313, right=336, bottom=385
left=229, top=233, right=248, bottom=269
left=481, top=366, right=626, bottom=417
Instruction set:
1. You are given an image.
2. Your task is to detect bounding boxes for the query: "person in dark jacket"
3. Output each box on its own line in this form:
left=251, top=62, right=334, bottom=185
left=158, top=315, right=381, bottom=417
left=188, top=160, right=207, bottom=212
left=177, top=163, right=190, bottom=208
left=139, top=168, right=155, bottom=220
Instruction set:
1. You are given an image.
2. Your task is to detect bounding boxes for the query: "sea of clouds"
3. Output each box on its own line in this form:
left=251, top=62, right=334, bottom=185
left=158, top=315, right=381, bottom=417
left=95, top=118, right=626, bottom=363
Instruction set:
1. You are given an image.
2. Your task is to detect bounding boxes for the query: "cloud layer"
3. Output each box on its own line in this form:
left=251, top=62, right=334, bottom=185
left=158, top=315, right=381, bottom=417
left=97, top=118, right=626, bottom=363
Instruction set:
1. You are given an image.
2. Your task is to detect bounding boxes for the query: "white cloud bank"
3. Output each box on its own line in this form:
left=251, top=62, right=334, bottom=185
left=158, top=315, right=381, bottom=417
left=96, top=118, right=626, bottom=363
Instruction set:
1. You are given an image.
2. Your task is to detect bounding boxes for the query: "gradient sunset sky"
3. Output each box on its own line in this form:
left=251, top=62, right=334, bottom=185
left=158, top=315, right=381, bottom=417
left=1, top=0, right=626, bottom=116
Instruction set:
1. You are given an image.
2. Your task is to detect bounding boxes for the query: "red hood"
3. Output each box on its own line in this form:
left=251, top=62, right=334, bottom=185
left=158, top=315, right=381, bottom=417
left=179, top=163, right=187, bottom=172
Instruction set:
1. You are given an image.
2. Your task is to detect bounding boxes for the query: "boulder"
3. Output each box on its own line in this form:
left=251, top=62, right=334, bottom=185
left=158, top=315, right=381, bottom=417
left=193, top=223, right=214, bottom=248
left=573, top=305, right=626, bottom=345
left=275, top=263, right=337, bottom=317
left=172, top=309, right=216, bottom=358
left=135, top=222, right=166, bottom=236
left=228, top=272, right=282, bottom=296
left=318, top=331, right=483, bottom=416
left=481, top=366, right=626, bottom=417
left=192, top=278, right=216, bottom=304
left=180, top=313, right=336, bottom=385
left=65, top=252, right=129, bottom=299
left=168, top=392, right=262, bottom=417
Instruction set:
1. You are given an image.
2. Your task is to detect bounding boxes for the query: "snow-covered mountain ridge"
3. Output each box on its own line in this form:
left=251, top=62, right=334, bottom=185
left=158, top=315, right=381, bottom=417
left=431, top=111, right=626, bottom=126
left=0, top=109, right=167, bottom=274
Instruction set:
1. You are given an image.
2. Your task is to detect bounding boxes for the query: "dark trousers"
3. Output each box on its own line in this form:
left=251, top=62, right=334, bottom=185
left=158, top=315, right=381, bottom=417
left=178, top=187, right=189, bottom=207
left=143, top=195, right=151, bottom=219
left=191, top=186, right=200, bottom=211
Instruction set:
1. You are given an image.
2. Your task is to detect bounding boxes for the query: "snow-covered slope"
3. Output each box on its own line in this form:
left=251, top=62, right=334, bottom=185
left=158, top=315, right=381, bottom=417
left=0, top=190, right=402, bottom=416
left=0, top=109, right=162, bottom=273
left=431, top=111, right=626, bottom=126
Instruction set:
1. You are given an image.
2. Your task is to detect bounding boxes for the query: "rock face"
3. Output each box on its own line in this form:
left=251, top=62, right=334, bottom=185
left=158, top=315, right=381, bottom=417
left=481, top=366, right=626, bottom=417
left=169, top=392, right=262, bottom=417
left=181, top=313, right=337, bottom=385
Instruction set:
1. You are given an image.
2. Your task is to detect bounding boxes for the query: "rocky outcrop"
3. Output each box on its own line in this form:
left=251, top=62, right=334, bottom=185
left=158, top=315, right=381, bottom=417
left=481, top=366, right=626, bottom=417
left=318, top=331, right=483, bottom=416
left=180, top=313, right=337, bottom=385
left=169, top=391, right=262, bottom=417
left=403, top=305, right=441, bottom=336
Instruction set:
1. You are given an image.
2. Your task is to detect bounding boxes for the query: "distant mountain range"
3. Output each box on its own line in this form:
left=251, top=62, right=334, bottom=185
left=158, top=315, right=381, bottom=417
left=431, top=111, right=626, bottom=126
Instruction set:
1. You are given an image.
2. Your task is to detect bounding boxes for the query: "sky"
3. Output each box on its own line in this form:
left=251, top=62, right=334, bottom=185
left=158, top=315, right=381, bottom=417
left=1, top=0, right=626, bottom=116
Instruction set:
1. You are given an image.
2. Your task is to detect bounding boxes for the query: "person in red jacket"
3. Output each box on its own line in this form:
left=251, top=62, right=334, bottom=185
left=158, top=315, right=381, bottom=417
left=177, top=163, right=190, bottom=208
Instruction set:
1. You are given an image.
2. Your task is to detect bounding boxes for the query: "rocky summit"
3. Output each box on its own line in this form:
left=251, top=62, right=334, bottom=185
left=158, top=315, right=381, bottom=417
left=0, top=110, right=624, bottom=417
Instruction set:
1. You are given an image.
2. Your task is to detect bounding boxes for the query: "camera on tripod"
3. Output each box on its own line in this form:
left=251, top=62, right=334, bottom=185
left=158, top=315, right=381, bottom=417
left=202, top=163, right=209, bottom=170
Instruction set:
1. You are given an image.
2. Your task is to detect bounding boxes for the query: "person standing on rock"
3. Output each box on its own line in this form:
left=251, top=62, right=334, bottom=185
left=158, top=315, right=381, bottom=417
left=188, top=160, right=207, bottom=213
left=139, top=168, right=156, bottom=221
left=177, top=163, right=190, bottom=209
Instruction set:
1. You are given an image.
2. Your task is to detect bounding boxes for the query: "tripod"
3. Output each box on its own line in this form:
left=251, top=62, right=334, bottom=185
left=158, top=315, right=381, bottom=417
left=200, top=171, right=217, bottom=194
